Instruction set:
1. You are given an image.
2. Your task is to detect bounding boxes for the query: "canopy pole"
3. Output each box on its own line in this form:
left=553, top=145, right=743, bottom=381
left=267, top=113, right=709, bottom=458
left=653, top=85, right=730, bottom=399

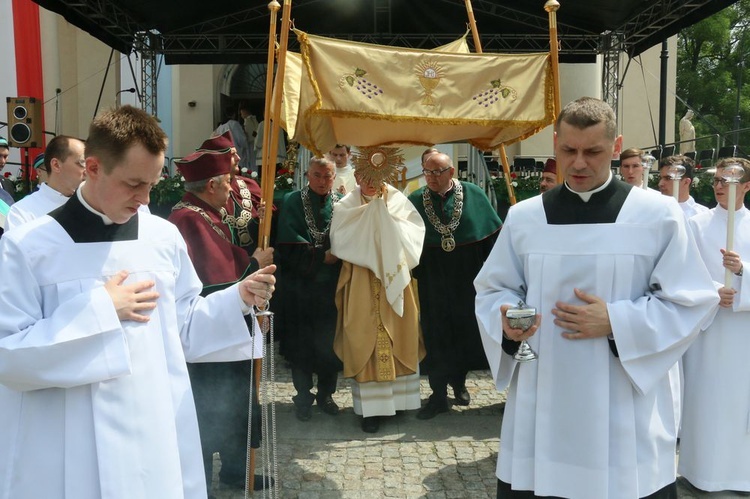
left=258, top=0, right=292, bottom=249
left=464, top=0, right=482, bottom=53
left=545, top=0, right=563, bottom=184
left=499, top=147, right=517, bottom=205
left=465, top=0, right=516, bottom=205
left=258, top=1, right=282, bottom=251
left=247, top=2, right=282, bottom=492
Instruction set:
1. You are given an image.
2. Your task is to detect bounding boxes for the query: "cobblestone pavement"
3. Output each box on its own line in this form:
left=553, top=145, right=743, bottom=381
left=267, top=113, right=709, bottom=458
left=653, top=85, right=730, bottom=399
left=209, top=348, right=746, bottom=498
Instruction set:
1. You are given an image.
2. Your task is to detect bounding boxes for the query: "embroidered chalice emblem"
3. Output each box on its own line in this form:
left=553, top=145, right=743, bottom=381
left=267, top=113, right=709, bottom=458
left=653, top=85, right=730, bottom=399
left=415, top=60, right=444, bottom=106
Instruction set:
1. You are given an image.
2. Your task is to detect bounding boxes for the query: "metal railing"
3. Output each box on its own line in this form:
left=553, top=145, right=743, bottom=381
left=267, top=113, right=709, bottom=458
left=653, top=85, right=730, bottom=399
left=467, top=147, right=499, bottom=211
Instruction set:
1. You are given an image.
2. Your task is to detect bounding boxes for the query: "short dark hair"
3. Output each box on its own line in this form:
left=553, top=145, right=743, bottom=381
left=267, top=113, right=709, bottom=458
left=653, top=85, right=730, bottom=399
left=224, top=106, right=238, bottom=121
left=556, top=97, right=617, bottom=140
left=332, top=144, right=351, bottom=153
left=660, top=155, right=697, bottom=179
left=44, top=135, right=82, bottom=173
left=86, top=106, right=167, bottom=173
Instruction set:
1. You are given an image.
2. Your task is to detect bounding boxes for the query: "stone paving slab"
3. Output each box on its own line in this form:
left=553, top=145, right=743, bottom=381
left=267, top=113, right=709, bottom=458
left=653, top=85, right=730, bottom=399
left=209, top=351, right=746, bottom=498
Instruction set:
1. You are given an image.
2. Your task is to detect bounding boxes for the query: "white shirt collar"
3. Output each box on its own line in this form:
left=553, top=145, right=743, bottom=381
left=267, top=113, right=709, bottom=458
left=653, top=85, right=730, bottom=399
left=77, top=181, right=115, bottom=225
left=564, top=171, right=613, bottom=202
left=38, top=182, right=70, bottom=200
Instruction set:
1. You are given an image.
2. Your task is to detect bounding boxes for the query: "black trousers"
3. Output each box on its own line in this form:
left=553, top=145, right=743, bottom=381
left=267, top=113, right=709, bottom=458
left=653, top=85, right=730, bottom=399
left=427, top=372, right=468, bottom=399
left=291, top=365, right=338, bottom=407
left=497, top=479, right=678, bottom=498
left=189, top=360, right=262, bottom=488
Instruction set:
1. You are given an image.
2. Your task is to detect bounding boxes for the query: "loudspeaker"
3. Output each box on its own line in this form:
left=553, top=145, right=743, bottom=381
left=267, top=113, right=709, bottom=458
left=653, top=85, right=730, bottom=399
left=6, top=96, right=43, bottom=148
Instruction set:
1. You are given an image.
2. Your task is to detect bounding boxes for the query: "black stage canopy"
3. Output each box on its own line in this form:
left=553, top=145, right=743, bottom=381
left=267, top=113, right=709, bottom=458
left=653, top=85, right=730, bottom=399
left=33, top=0, right=737, bottom=64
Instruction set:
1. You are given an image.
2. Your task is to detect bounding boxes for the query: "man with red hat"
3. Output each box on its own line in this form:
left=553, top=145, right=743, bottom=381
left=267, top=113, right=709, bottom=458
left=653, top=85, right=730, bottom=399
left=169, top=150, right=272, bottom=494
left=540, top=158, right=558, bottom=193
left=197, top=130, right=274, bottom=270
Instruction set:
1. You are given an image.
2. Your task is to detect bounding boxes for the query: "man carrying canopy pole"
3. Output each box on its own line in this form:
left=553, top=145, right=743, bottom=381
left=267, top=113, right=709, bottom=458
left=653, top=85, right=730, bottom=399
left=246, top=0, right=292, bottom=494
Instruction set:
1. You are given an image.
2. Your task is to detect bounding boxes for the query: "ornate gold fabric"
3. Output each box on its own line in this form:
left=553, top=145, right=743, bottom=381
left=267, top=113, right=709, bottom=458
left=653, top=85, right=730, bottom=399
left=333, top=262, right=425, bottom=383
left=279, top=33, right=471, bottom=147
left=329, top=184, right=425, bottom=316
left=287, top=30, right=555, bottom=156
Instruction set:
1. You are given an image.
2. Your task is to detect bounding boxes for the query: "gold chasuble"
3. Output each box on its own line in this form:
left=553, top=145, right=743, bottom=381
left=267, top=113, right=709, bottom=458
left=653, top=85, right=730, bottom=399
left=285, top=30, right=555, bottom=155
left=330, top=185, right=426, bottom=383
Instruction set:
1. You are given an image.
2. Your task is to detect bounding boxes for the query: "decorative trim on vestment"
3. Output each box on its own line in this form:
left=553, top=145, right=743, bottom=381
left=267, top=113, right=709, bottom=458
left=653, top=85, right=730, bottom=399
left=173, top=201, right=230, bottom=243
left=301, top=186, right=339, bottom=248
left=224, top=178, right=254, bottom=246
left=371, top=273, right=395, bottom=382
left=423, top=180, right=463, bottom=252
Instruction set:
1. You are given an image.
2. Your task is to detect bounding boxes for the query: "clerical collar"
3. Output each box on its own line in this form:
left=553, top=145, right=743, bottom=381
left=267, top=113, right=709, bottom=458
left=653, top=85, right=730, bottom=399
left=50, top=187, right=139, bottom=242
left=77, top=182, right=115, bottom=225
left=564, top=172, right=613, bottom=202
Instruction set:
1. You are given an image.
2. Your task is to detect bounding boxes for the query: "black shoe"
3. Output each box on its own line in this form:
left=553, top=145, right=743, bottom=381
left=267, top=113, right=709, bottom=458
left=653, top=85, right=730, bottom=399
left=219, top=473, right=275, bottom=491
left=417, top=396, right=449, bottom=420
left=295, top=404, right=313, bottom=422
left=452, top=386, right=471, bottom=406
left=317, top=395, right=340, bottom=415
left=361, top=416, right=380, bottom=433
left=253, top=474, right=275, bottom=491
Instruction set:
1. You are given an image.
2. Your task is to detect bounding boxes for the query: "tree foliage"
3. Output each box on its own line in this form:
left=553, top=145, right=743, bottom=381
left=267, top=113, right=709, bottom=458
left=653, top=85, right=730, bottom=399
left=677, top=0, right=750, bottom=151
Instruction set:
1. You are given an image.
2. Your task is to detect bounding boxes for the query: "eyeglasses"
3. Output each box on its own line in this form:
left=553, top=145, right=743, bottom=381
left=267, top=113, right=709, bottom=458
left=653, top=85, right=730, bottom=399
left=422, top=167, right=451, bottom=176
left=713, top=178, right=749, bottom=186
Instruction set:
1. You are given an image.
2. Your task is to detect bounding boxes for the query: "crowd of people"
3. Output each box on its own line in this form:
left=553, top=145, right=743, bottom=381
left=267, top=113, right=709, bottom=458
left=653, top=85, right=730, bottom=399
left=0, top=96, right=747, bottom=498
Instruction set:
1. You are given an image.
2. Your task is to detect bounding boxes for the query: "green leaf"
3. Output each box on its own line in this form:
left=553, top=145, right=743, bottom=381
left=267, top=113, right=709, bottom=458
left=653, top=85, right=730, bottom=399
left=676, top=0, right=750, bottom=149
left=346, top=75, right=355, bottom=86
left=501, top=88, right=511, bottom=98
left=491, top=79, right=502, bottom=88
left=354, top=68, right=367, bottom=77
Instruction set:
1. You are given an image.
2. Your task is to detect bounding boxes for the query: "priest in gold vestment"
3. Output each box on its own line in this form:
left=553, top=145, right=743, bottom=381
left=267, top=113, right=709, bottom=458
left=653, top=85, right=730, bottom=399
left=329, top=150, right=426, bottom=433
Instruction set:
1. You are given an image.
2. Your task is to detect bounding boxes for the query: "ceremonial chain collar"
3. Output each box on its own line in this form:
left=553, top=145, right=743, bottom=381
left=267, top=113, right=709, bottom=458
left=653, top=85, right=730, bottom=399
left=222, top=178, right=254, bottom=246
left=173, top=201, right=231, bottom=243
left=422, top=180, right=463, bottom=252
left=301, top=186, right=339, bottom=248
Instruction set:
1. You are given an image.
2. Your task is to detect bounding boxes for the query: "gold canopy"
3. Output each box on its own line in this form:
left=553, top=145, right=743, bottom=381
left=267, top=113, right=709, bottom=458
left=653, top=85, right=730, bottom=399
left=283, top=30, right=555, bottom=156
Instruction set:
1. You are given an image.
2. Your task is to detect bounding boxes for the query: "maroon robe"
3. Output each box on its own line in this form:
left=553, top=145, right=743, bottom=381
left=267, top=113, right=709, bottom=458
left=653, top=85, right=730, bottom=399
left=169, top=192, right=252, bottom=291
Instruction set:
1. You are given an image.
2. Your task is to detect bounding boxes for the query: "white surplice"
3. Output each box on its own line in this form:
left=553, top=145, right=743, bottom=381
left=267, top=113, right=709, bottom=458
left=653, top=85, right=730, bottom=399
left=474, top=188, right=718, bottom=499
left=4, top=182, right=69, bottom=231
left=332, top=164, right=357, bottom=195
left=0, top=213, right=259, bottom=499
left=679, top=195, right=709, bottom=219
left=679, top=205, right=750, bottom=492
